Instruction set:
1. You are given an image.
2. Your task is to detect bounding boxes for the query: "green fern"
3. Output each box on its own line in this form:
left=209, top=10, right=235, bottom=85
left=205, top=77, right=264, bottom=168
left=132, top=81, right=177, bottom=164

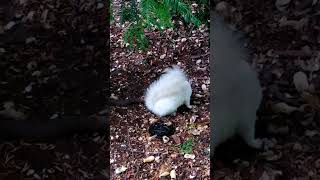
left=124, top=21, right=149, bottom=50
left=164, top=0, right=201, bottom=27
left=112, top=0, right=208, bottom=50
left=120, top=0, right=139, bottom=24
left=177, top=138, right=193, bottom=154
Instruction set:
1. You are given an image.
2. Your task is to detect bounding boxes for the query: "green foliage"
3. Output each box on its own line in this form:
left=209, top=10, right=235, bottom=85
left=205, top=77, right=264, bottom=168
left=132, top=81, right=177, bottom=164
left=140, top=0, right=173, bottom=29
left=120, top=0, right=139, bottom=24
left=194, top=0, right=210, bottom=24
left=111, top=0, right=208, bottom=50
left=123, top=21, right=149, bottom=50
left=177, top=138, right=193, bottom=154
left=164, top=0, right=201, bottom=27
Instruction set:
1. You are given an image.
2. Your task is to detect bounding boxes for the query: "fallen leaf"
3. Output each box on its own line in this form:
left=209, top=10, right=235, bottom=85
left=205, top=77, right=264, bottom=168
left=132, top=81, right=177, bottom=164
left=301, top=92, right=320, bottom=110
left=275, top=0, right=291, bottom=11
left=293, top=71, right=309, bottom=92
left=272, top=102, right=298, bottom=114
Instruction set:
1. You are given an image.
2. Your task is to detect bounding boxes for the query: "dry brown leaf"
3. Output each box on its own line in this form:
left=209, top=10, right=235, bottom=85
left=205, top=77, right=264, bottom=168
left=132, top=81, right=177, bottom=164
left=259, top=169, right=282, bottom=180
left=301, top=92, right=320, bottom=110
left=279, top=17, right=308, bottom=30
left=293, top=71, right=309, bottom=92
left=272, top=102, right=298, bottom=114
left=275, top=0, right=291, bottom=11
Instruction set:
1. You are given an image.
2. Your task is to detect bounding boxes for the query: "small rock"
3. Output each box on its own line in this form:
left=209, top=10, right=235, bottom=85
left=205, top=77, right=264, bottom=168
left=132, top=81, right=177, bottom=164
left=155, top=156, right=160, bottom=163
left=26, top=37, right=36, bottom=44
left=115, top=166, right=127, bottom=174
left=110, top=93, right=118, bottom=100
left=184, top=154, right=195, bottom=159
left=272, top=102, right=298, bottom=114
left=24, top=83, right=33, bottom=93
left=49, top=114, right=59, bottom=120
left=159, top=171, right=170, bottom=177
left=26, top=169, right=35, bottom=176
left=170, top=169, right=177, bottom=179
left=196, top=59, right=202, bottom=64
left=164, top=121, right=172, bottom=126
left=163, top=136, right=170, bottom=143
left=189, top=174, right=196, bottom=179
left=181, top=38, right=187, bottom=42
left=5, top=21, right=16, bottom=30
left=204, top=147, right=210, bottom=156
left=31, top=71, right=41, bottom=76
left=143, top=156, right=155, bottom=163
left=201, top=84, right=207, bottom=91
left=190, top=115, right=197, bottom=123
left=190, top=129, right=201, bottom=136
left=293, top=71, right=309, bottom=92
left=33, top=173, right=41, bottom=179
left=160, top=54, right=166, bottom=59
left=149, top=118, right=158, bottom=124
left=27, top=61, right=37, bottom=70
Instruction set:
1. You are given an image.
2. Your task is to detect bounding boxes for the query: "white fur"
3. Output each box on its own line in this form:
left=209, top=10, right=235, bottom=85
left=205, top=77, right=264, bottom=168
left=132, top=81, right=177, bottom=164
left=145, top=66, right=192, bottom=117
left=211, top=12, right=263, bottom=152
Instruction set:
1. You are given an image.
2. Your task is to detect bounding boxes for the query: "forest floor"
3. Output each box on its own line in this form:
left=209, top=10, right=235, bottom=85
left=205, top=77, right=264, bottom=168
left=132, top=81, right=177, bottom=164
left=214, top=0, right=320, bottom=179
left=0, top=0, right=107, bottom=179
left=110, top=1, right=210, bottom=179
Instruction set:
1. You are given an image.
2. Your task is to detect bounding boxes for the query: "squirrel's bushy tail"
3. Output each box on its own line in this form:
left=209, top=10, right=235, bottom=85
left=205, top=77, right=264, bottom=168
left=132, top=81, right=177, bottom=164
left=211, top=12, right=249, bottom=65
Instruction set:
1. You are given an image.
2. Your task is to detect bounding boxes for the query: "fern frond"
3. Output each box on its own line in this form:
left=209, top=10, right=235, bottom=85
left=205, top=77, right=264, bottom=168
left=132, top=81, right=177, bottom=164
left=123, top=21, right=149, bottom=50
left=163, top=0, right=201, bottom=27
left=116, top=0, right=206, bottom=50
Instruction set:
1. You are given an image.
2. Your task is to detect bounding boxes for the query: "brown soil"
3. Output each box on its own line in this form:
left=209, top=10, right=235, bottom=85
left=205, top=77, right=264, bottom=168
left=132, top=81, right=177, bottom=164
left=110, top=1, right=210, bottom=179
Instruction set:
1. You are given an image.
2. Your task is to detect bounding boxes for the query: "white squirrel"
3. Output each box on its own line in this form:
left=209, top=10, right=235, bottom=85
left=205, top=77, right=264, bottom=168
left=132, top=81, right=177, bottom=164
left=145, top=66, right=192, bottom=117
left=211, top=12, right=263, bottom=153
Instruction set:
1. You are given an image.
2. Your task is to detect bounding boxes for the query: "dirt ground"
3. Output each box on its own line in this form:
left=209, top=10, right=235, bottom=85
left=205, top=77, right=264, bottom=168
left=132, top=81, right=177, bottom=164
left=110, top=1, right=210, bottom=179
left=2, top=0, right=319, bottom=179
left=213, top=0, right=320, bottom=179
left=0, top=0, right=108, bottom=179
